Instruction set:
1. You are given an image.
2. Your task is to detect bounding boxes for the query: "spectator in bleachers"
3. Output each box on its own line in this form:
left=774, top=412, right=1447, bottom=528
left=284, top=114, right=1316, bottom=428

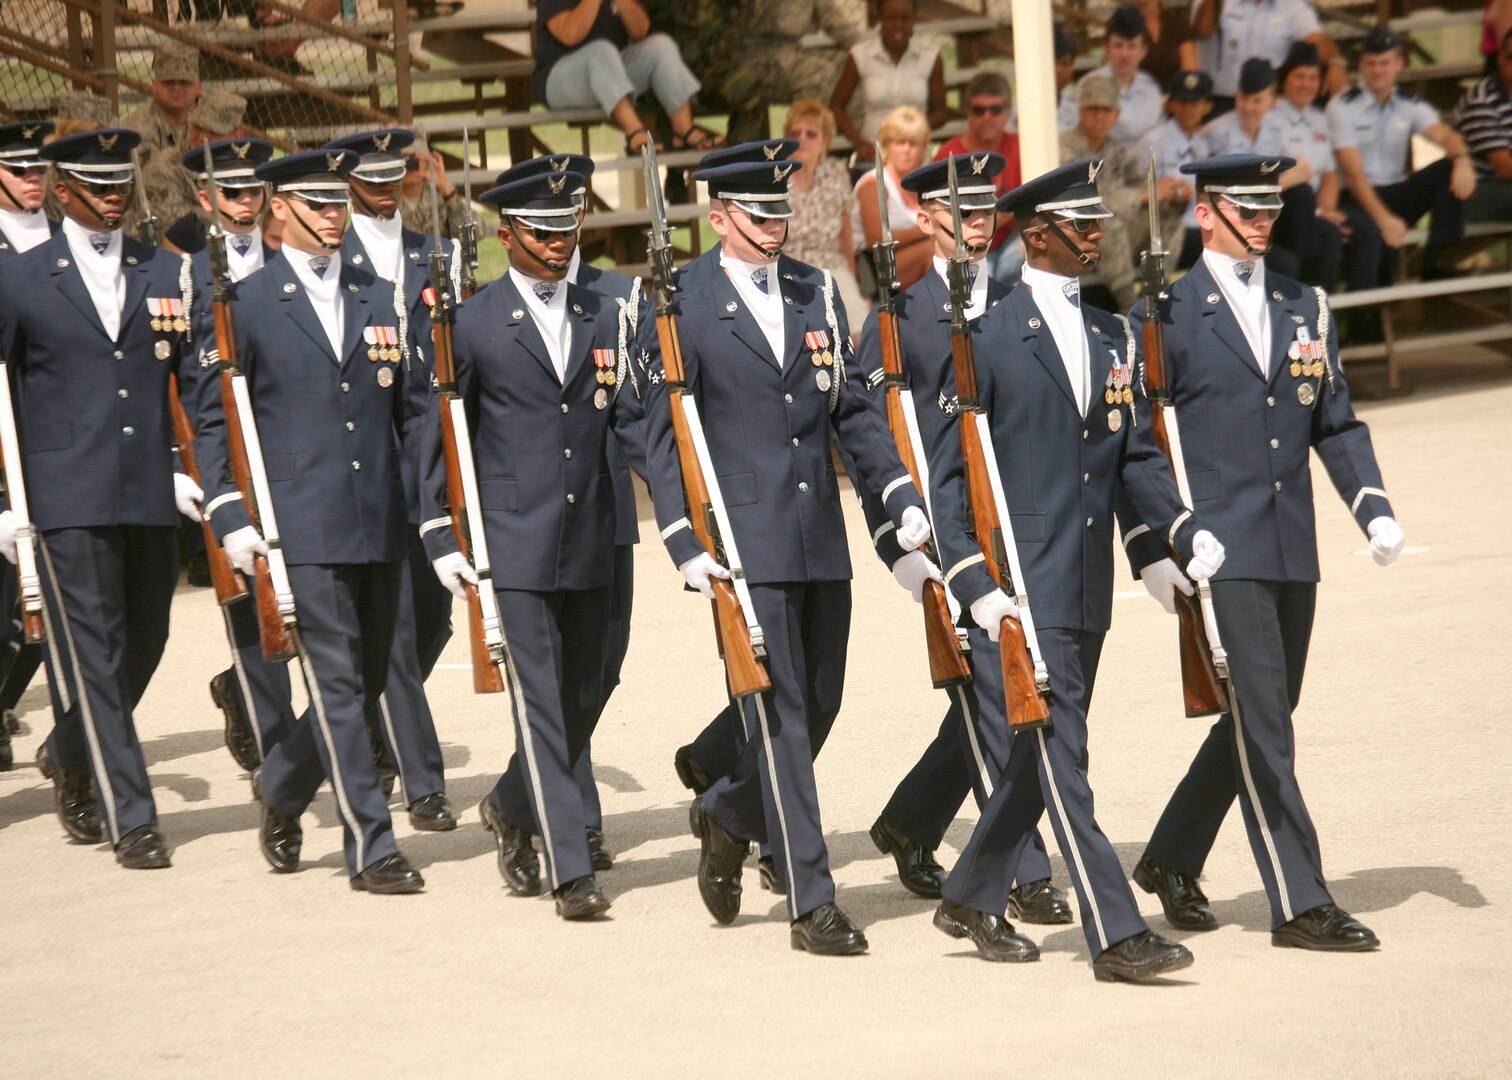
left=783, top=99, right=868, bottom=328
left=1484, top=1, right=1512, bottom=75
left=400, top=136, right=472, bottom=239
left=831, top=0, right=949, bottom=162
left=146, top=88, right=250, bottom=255
left=1328, top=25, right=1476, bottom=283
left=1078, top=5, right=1165, bottom=151
left=856, top=105, right=933, bottom=289
left=1132, top=0, right=1199, bottom=90
left=1135, top=70, right=1214, bottom=269
left=1452, top=26, right=1512, bottom=223
left=1275, top=41, right=1380, bottom=292
left=1056, top=24, right=1082, bottom=133
left=933, top=69, right=1023, bottom=283
left=122, top=43, right=202, bottom=168
left=1060, top=75, right=1142, bottom=308
left=533, top=0, right=724, bottom=155
left=1195, top=0, right=1344, bottom=114
left=646, top=0, right=769, bottom=145
left=731, top=1, right=869, bottom=112
left=1203, top=58, right=1328, bottom=283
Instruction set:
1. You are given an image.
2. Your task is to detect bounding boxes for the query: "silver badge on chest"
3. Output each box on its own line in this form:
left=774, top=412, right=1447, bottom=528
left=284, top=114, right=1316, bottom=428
left=815, top=369, right=831, bottom=393
left=1107, top=408, right=1122, bottom=433
left=376, top=366, right=394, bottom=388
left=1297, top=382, right=1315, bottom=406
left=594, top=387, right=608, bottom=410
left=153, top=340, right=171, bottom=361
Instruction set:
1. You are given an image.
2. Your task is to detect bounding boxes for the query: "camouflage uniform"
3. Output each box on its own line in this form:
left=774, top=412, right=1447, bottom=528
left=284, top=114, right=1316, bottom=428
left=121, top=103, right=189, bottom=171
left=400, top=190, right=473, bottom=241
left=132, top=89, right=248, bottom=246
left=731, top=0, right=868, bottom=105
left=643, top=0, right=767, bottom=144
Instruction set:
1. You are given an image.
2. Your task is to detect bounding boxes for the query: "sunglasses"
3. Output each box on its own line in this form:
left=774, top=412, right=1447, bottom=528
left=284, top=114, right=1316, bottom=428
left=1052, top=215, right=1101, bottom=234
left=969, top=103, right=1006, bottom=116
left=216, top=184, right=265, bottom=200
left=1, top=163, right=47, bottom=178
left=1221, top=201, right=1278, bottom=221
left=74, top=179, right=132, bottom=198
left=516, top=223, right=573, bottom=242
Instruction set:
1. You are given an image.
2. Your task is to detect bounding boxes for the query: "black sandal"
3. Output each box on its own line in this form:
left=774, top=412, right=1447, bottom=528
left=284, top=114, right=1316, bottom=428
left=671, top=124, right=726, bottom=152
left=624, top=127, right=659, bottom=154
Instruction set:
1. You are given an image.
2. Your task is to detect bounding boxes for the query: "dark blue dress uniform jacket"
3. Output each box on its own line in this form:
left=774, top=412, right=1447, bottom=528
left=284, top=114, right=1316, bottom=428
left=578, top=261, right=641, bottom=548
left=931, top=286, right=1197, bottom=633
left=1154, top=260, right=1393, bottom=583
left=195, top=252, right=426, bottom=565
left=0, top=231, right=185, bottom=530
left=418, top=274, right=636, bottom=591
left=638, top=255, right=923, bottom=583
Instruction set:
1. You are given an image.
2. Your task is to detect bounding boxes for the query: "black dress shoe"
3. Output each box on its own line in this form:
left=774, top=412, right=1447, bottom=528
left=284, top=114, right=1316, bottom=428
left=1272, top=904, right=1379, bottom=952
left=187, top=553, right=213, bottom=588
left=478, top=797, right=540, bottom=896
left=674, top=744, right=713, bottom=795
left=1009, top=878, right=1074, bottom=925
left=210, top=671, right=261, bottom=773
left=0, top=723, right=11, bottom=771
left=869, top=816, right=945, bottom=899
left=2, top=708, right=21, bottom=735
left=115, top=825, right=172, bottom=869
left=790, top=902, right=868, bottom=956
left=408, top=792, right=457, bottom=832
left=38, top=745, right=103, bottom=844
left=554, top=875, right=612, bottom=919
left=1093, top=930, right=1194, bottom=983
left=259, top=800, right=303, bottom=873
left=1133, top=856, right=1218, bottom=931
left=586, top=826, right=613, bottom=871
left=758, top=854, right=786, bottom=895
left=350, top=852, right=425, bottom=894
left=689, top=795, right=749, bottom=925
left=934, top=898, right=1039, bottom=962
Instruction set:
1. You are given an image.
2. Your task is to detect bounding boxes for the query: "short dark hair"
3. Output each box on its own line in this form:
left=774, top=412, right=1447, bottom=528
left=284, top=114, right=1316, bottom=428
left=964, top=70, right=1011, bottom=104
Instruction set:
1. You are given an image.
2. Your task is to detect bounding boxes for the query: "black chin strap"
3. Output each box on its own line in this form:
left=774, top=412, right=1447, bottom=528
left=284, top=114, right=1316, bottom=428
left=504, top=218, right=573, bottom=275
left=349, top=182, right=395, bottom=222
left=1208, top=193, right=1269, bottom=257
left=62, top=177, right=126, bottom=230
left=729, top=214, right=786, bottom=261
left=935, top=211, right=997, bottom=258
left=0, top=178, right=26, bottom=213
left=1041, top=216, right=1096, bottom=266
left=286, top=199, right=344, bottom=251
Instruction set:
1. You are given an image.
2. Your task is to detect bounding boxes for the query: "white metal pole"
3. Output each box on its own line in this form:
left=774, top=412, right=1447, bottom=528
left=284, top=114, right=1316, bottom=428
left=1012, top=0, right=1060, bottom=181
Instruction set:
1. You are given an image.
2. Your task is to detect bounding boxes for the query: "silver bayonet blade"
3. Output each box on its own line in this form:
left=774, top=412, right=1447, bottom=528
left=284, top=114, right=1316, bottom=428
left=874, top=141, right=893, bottom=247
left=1146, top=148, right=1164, bottom=257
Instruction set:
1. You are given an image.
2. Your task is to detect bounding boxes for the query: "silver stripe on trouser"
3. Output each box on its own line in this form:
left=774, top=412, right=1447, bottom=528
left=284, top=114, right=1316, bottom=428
left=293, top=634, right=366, bottom=873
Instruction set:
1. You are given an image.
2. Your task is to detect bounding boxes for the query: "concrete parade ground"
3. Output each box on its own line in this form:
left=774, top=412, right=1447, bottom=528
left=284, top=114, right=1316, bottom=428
left=4, top=368, right=1510, bottom=1079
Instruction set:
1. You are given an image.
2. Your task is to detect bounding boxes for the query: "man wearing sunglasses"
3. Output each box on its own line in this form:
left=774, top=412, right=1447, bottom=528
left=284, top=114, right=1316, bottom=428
left=934, top=71, right=1024, bottom=285
left=639, top=151, right=931, bottom=955
left=323, top=128, right=457, bottom=836
left=925, top=159, right=1226, bottom=980
left=1132, top=153, right=1403, bottom=954
left=193, top=148, right=430, bottom=895
left=858, top=152, right=1071, bottom=927
left=0, top=128, right=197, bottom=869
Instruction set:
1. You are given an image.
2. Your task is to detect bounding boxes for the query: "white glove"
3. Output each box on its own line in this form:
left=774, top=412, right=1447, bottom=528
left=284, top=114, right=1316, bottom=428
left=432, top=552, right=478, bottom=599
left=173, top=472, right=204, bottom=522
left=891, top=549, right=943, bottom=603
left=0, top=510, right=15, bottom=565
left=223, top=525, right=267, bottom=577
left=1184, top=529, right=1225, bottom=582
left=969, top=589, right=1021, bottom=643
left=1139, top=557, right=1194, bottom=615
left=895, top=505, right=931, bottom=552
left=678, top=551, right=731, bottom=600
left=1367, top=516, right=1405, bottom=567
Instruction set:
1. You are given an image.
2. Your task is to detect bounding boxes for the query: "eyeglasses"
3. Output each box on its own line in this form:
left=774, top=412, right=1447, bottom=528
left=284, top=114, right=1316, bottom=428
left=968, top=103, right=1006, bottom=116
left=1, top=163, right=47, bottom=178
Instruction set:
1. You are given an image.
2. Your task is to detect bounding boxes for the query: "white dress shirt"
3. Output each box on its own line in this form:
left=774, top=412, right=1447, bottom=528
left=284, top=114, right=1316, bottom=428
left=225, top=225, right=265, bottom=282
left=508, top=266, right=572, bottom=383
left=61, top=216, right=125, bottom=341
left=1203, top=249, right=1271, bottom=376
left=720, top=254, right=786, bottom=366
left=283, top=245, right=345, bottom=358
left=1020, top=263, right=1091, bottom=414
left=350, top=212, right=405, bottom=282
left=0, top=207, right=50, bottom=254
left=931, top=255, right=987, bottom=321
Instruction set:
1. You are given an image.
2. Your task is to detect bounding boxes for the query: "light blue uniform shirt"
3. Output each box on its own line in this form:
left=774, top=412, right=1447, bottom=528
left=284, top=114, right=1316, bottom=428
left=1137, top=117, right=1211, bottom=229
left=1058, top=87, right=1081, bottom=133
left=1203, top=108, right=1290, bottom=158
left=1212, top=0, right=1322, bottom=98
left=1273, top=97, right=1335, bottom=191
left=1086, top=63, right=1166, bottom=151
left=1325, top=85, right=1441, bottom=186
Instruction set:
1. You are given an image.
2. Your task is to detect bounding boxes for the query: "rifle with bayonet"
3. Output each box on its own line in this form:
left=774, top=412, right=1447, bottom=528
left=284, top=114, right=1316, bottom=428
left=871, top=144, right=971, bottom=689
left=0, top=352, right=42, bottom=643
left=130, top=148, right=158, bottom=246
left=642, top=143, right=770, bottom=700
left=203, top=145, right=297, bottom=662
left=942, top=156, right=1049, bottom=732
left=425, top=169, right=505, bottom=693
left=168, top=367, right=247, bottom=606
left=1139, top=150, right=1228, bottom=717
left=458, top=127, right=479, bottom=299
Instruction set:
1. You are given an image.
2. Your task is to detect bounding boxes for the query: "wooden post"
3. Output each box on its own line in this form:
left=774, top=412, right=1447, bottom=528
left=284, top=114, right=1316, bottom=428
left=393, top=0, right=413, bottom=125
left=1011, top=0, right=1058, bottom=181
left=95, top=0, right=118, bottom=115
left=65, top=5, right=85, bottom=89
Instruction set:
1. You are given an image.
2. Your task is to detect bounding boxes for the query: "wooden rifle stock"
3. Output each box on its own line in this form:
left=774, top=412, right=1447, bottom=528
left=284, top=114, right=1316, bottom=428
left=654, top=308, right=771, bottom=700
left=212, top=282, right=297, bottom=663
left=169, top=372, right=248, bottom=606
left=950, top=332, right=1050, bottom=733
left=875, top=306, right=971, bottom=689
left=1140, top=290, right=1226, bottom=718
left=429, top=263, right=505, bottom=695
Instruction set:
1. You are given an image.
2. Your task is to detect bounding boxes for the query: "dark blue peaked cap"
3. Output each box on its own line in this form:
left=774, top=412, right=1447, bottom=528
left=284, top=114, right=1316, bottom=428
left=256, top=147, right=358, bottom=202
left=1179, top=152, right=1295, bottom=209
left=479, top=169, right=587, bottom=231
left=902, top=151, right=1006, bottom=210
left=695, top=138, right=797, bottom=170
left=996, top=158, right=1113, bottom=220
left=692, top=158, right=803, bottom=219
left=0, top=120, right=53, bottom=165
left=40, top=127, right=140, bottom=184
left=183, top=137, right=274, bottom=186
left=323, top=129, right=415, bottom=182
left=495, top=154, right=593, bottom=201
